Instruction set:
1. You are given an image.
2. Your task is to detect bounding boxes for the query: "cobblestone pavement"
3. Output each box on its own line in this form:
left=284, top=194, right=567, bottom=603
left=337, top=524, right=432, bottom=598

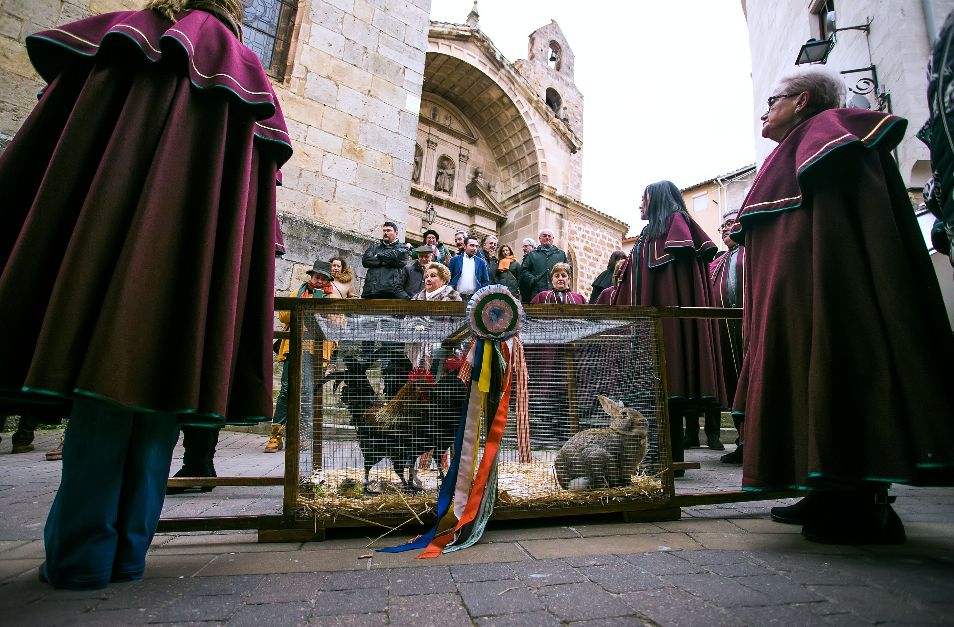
left=2, top=429, right=953, bottom=625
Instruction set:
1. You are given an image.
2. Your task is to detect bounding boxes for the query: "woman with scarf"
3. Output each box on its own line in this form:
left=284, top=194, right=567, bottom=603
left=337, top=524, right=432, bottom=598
left=494, top=244, right=522, bottom=298
left=612, top=181, right=725, bottom=476
left=530, top=263, right=585, bottom=304
left=330, top=256, right=358, bottom=299
left=732, top=67, right=953, bottom=544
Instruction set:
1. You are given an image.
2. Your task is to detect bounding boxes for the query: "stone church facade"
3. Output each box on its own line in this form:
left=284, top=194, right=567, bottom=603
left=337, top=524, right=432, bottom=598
left=0, top=0, right=626, bottom=297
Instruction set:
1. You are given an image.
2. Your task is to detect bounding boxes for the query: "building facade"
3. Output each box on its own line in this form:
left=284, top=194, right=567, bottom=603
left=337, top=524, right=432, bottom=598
left=0, top=1, right=625, bottom=297
left=680, top=164, right=756, bottom=249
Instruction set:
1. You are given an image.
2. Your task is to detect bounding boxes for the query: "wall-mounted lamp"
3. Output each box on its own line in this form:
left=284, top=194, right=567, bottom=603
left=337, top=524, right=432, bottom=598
left=794, top=18, right=872, bottom=65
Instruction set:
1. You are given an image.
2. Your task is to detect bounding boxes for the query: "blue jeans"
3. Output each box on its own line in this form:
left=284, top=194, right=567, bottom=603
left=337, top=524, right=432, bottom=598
left=272, top=351, right=313, bottom=427
left=42, top=399, right=178, bottom=589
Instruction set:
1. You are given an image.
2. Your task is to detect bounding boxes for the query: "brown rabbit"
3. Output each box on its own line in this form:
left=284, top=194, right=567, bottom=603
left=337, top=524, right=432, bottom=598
left=553, top=395, right=649, bottom=490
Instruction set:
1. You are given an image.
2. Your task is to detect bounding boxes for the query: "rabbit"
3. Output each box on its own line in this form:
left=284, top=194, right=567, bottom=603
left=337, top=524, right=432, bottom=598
left=553, top=395, right=649, bottom=490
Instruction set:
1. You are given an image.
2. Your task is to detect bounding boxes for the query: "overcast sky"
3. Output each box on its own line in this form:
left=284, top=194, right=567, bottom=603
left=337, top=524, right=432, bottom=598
left=428, top=0, right=757, bottom=235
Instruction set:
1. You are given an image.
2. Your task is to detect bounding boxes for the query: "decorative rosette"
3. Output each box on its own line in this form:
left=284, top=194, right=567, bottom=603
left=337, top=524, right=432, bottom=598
left=466, top=285, right=524, bottom=341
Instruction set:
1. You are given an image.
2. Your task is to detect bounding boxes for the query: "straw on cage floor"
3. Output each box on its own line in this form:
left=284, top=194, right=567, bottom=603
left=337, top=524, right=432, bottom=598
left=297, top=460, right=664, bottom=521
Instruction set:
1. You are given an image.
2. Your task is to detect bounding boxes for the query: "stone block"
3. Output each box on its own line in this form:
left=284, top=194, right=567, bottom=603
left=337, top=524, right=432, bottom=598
left=285, top=119, right=308, bottom=143
left=226, top=602, right=312, bottom=627
left=335, top=181, right=386, bottom=214
left=390, top=566, right=456, bottom=595
left=326, top=56, right=374, bottom=92
left=304, top=72, right=338, bottom=106
left=397, top=109, right=419, bottom=139
left=341, top=39, right=367, bottom=69
left=378, top=31, right=425, bottom=74
left=5, top=0, right=57, bottom=22
left=371, top=8, right=406, bottom=41
left=311, top=0, right=346, bottom=31
left=0, top=36, right=38, bottom=80
left=342, top=14, right=377, bottom=49
left=322, top=108, right=361, bottom=141
left=369, top=51, right=405, bottom=86
left=536, top=582, right=634, bottom=622
left=389, top=593, right=472, bottom=625
left=322, top=154, right=358, bottom=184
left=403, top=18, right=428, bottom=52
left=89, top=0, right=137, bottom=15
left=353, top=0, right=375, bottom=22
left=336, top=84, right=370, bottom=118
left=58, top=2, right=91, bottom=24
left=365, top=98, right=400, bottom=132
left=383, top=0, right=429, bottom=28
left=0, top=15, right=23, bottom=40
left=342, top=139, right=392, bottom=171
left=357, top=122, right=400, bottom=155
left=370, top=75, right=405, bottom=108
left=313, top=587, right=388, bottom=616
left=298, top=169, right=336, bottom=201
left=304, top=124, right=344, bottom=153
left=457, top=579, right=544, bottom=617
left=308, top=23, right=346, bottom=58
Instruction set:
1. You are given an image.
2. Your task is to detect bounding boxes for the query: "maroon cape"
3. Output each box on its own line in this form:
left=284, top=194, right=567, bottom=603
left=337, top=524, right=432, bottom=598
left=0, top=9, right=292, bottom=425
left=731, top=108, right=954, bottom=489
left=708, top=246, right=744, bottom=406
left=614, top=213, right=726, bottom=407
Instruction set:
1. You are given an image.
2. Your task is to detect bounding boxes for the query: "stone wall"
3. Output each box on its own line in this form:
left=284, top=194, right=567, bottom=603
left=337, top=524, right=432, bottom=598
left=566, top=207, right=624, bottom=300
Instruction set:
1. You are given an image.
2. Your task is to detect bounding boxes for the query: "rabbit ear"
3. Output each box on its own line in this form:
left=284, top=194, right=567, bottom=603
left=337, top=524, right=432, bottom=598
left=598, top=395, right=622, bottom=418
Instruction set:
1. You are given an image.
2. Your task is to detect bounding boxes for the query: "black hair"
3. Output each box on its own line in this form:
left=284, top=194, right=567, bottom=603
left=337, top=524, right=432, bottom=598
left=465, top=236, right=479, bottom=246
left=383, top=221, right=398, bottom=231
left=423, top=229, right=440, bottom=241
left=604, top=250, right=626, bottom=274
left=642, top=181, right=688, bottom=241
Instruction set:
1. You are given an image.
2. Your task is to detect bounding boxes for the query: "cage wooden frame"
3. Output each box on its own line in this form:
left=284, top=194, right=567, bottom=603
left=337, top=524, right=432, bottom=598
left=157, top=298, right=797, bottom=541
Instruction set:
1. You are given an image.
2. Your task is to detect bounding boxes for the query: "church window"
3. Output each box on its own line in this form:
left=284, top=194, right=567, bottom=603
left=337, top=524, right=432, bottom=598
left=243, top=0, right=299, bottom=79
left=547, top=41, right=561, bottom=71
left=546, top=88, right=562, bottom=115
left=810, top=0, right=835, bottom=40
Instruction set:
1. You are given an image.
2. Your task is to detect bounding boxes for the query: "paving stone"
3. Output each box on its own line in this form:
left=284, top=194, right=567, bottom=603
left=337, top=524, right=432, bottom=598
left=619, top=587, right=741, bottom=627
left=703, top=560, right=776, bottom=578
left=94, top=579, right=181, bottom=611
left=520, top=533, right=701, bottom=559
left=570, top=522, right=667, bottom=537
left=306, top=612, right=388, bottom=626
left=0, top=578, right=52, bottom=609
left=536, top=582, right=634, bottom=622
left=480, top=524, right=580, bottom=542
left=312, top=587, right=389, bottom=616
left=0, top=558, right=42, bottom=582
left=563, top=554, right=630, bottom=568
left=672, top=549, right=750, bottom=566
left=515, top=559, right=587, bottom=587
left=82, top=607, right=165, bottom=625
left=732, top=574, right=825, bottom=604
left=179, top=574, right=265, bottom=597
left=150, top=593, right=244, bottom=622
left=619, top=551, right=703, bottom=575
left=144, top=553, right=217, bottom=578
left=227, top=600, right=312, bottom=626
left=324, top=567, right=388, bottom=590
left=579, top=562, right=667, bottom=593
left=729, top=603, right=831, bottom=626
left=451, top=562, right=518, bottom=583
left=566, top=617, right=649, bottom=626
left=457, top=579, right=544, bottom=617
left=390, top=565, right=456, bottom=595
left=661, top=573, right=773, bottom=607
left=475, top=610, right=563, bottom=626
left=810, top=584, right=941, bottom=624
left=13, top=599, right=106, bottom=625
left=199, top=548, right=364, bottom=576
left=388, top=591, right=471, bottom=626
left=245, top=572, right=329, bottom=603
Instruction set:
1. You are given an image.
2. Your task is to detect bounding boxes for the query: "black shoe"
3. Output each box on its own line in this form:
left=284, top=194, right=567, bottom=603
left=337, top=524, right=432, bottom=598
left=771, top=494, right=824, bottom=525
left=166, top=466, right=216, bottom=495
left=682, top=434, right=700, bottom=449
left=706, top=435, right=725, bottom=450
left=720, top=446, right=742, bottom=464
left=802, top=498, right=905, bottom=545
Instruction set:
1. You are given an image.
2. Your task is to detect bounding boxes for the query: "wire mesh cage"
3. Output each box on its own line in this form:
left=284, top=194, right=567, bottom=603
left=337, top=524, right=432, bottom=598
left=284, top=300, right=673, bottom=529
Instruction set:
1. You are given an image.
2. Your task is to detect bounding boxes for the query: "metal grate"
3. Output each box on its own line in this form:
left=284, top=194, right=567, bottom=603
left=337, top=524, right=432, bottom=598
left=286, top=301, right=670, bottom=528
left=242, top=0, right=298, bottom=79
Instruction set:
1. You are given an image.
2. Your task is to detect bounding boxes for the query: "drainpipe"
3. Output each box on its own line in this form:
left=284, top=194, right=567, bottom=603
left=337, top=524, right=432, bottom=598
left=923, top=0, right=938, bottom=46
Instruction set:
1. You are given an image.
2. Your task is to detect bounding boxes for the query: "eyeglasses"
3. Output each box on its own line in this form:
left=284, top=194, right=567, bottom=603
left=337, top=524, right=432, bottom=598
left=717, top=220, right=738, bottom=233
left=766, top=93, right=800, bottom=110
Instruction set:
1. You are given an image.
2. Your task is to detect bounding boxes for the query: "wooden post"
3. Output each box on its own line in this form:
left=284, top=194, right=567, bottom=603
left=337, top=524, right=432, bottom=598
left=282, top=305, right=302, bottom=522
left=651, top=316, right=676, bottom=501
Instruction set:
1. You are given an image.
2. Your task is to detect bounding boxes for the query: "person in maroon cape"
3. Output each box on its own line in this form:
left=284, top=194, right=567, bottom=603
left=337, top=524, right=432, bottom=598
left=733, top=67, right=953, bottom=544
left=612, top=181, right=726, bottom=477
left=529, top=263, right=586, bottom=304
left=0, top=0, right=292, bottom=588
left=710, top=210, right=745, bottom=464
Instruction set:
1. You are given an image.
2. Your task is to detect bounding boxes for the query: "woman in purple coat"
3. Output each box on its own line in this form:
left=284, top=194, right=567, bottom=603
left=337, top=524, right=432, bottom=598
left=0, top=0, right=291, bottom=588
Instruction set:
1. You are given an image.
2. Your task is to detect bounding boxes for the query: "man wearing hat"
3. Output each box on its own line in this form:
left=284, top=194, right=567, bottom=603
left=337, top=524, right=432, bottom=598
left=411, top=229, right=452, bottom=266
left=263, top=260, right=336, bottom=453
left=398, top=245, right=435, bottom=300
left=521, top=237, right=536, bottom=259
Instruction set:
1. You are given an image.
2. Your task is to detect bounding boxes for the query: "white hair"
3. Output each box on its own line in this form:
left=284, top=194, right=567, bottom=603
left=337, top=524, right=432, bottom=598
left=776, top=67, right=845, bottom=114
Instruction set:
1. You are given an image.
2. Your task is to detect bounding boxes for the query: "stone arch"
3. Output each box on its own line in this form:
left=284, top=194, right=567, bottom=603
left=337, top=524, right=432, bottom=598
left=545, top=87, right=562, bottom=115
left=424, top=48, right=548, bottom=197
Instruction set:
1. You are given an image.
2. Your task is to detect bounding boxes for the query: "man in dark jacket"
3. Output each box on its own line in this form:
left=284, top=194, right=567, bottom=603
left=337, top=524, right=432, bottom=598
left=361, top=221, right=410, bottom=299
left=397, top=245, right=434, bottom=299
left=520, top=229, right=569, bottom=302
left=449, top=236, right=490, bottom=299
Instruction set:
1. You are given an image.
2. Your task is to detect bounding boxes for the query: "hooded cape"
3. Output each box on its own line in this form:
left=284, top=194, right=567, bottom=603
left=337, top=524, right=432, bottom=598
left=731, top=108, right=954, bottom=489
left=0, top=8, right=292, bottom=425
